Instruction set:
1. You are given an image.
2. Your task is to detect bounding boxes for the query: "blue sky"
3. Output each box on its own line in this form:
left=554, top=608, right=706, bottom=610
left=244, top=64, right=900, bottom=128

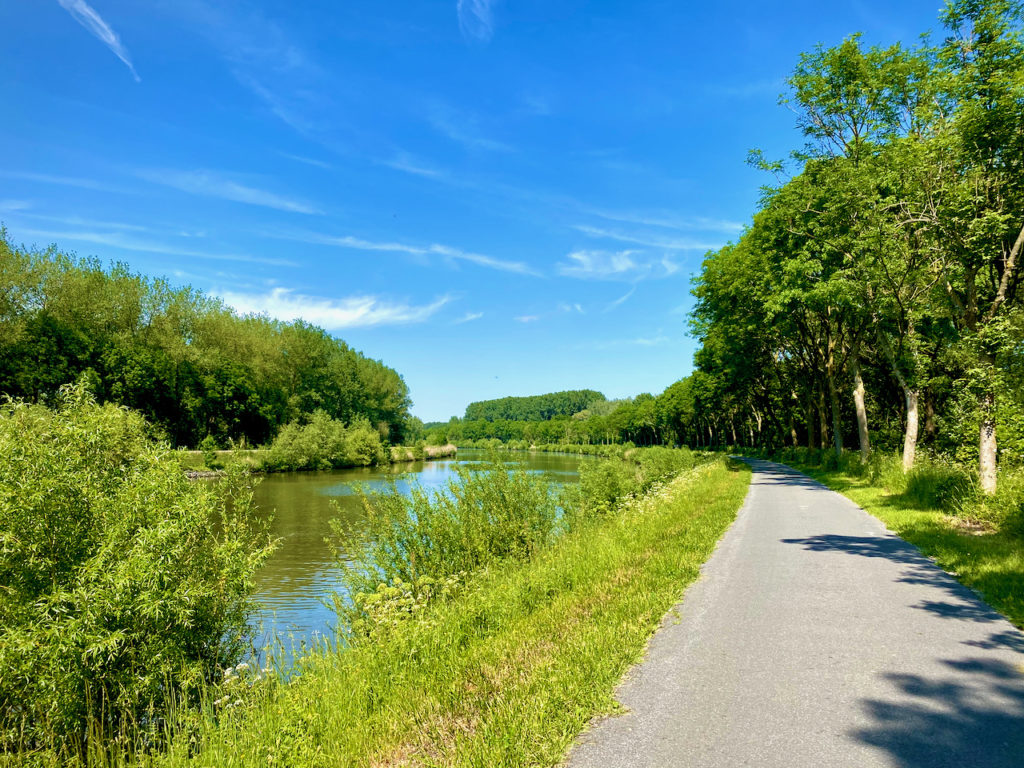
left=1, top=0, right=946, bottom=421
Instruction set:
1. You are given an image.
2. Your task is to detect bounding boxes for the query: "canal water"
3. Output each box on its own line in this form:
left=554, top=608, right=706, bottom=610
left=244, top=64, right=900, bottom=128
left=248, top=449, right=587, bottom=653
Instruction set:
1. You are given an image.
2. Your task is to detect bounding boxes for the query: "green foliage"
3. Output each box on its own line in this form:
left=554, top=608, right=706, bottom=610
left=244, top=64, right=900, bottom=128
left=259, top=412, right=387, bottom=472
left=199, top=435, right=221, bottom=470
left=681, top=0, right=1024, bottom=491
left=464, top=389, right=605, bottom=422
left=0, top=386, right=273, bottom=754
left=0, top=233, right=414, bottom=449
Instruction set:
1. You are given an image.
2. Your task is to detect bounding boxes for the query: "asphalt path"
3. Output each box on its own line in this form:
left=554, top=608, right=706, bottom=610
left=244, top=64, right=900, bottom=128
left=566, top=459, right=1024, bottom=768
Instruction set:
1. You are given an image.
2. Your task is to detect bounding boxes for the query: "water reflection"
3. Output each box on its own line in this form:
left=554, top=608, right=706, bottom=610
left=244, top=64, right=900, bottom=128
left=248, top=450, right=586, bottom=651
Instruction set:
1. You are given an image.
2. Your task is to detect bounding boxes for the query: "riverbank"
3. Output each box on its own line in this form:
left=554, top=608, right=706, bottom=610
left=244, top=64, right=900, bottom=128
left=177, top=443, right=458, bottom=476
left=454, top=440, right=640, bottom=458
left=64, top=453, right=749, bottom=767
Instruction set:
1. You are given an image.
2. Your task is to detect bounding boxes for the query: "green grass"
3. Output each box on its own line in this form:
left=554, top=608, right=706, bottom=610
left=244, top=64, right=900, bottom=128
left=787, top=461, right=1024, bottom=629
left=110, top=458, right=750, bottom=767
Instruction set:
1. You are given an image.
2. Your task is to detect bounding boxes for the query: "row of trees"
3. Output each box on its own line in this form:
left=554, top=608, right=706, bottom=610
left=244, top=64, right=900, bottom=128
left=463, top=390, right=605, bottom=422
left=0, top=234, right=414, bottom=447
left=683, top=0, right=1024, bottom=492
left=430, top=389, right=693, bottom=447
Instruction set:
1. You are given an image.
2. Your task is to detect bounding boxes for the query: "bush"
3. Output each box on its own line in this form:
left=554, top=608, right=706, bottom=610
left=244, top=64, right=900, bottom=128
left=0, top=386, right=273, bottom=754
left=200, top=434, right=222, bottom=469
left=260, top=411, right=385, bottom=471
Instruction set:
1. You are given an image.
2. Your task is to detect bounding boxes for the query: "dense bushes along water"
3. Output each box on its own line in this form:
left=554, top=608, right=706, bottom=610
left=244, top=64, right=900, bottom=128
left=0, top=389, right=727, bottom=765
left=0, top=386, right=273, bottom=756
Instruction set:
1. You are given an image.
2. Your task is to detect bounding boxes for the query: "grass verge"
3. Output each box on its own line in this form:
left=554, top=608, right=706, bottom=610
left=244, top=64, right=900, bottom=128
left=133, top=458, right=750, bottom=767
left=786, top=461, right=1024, bottom=629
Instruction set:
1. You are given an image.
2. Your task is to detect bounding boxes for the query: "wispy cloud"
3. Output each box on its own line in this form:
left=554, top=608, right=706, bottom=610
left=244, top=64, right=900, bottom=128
left=584, top=335, right=672, bottom=350
left=428, top=104, right=513, bottom=153
left=453, top=311, right=484, bottom=324
left=57, top=0, right=140, bottom=81
left=5, top=209, right=149, bottom=232
left=138, top=169, right=321, bottom=214
left=605, top=286, right=636, bottom=312
left=220, top=287, right=450, bottom=329
left=0, top=200, right=32, bottom=213
left=280, top=152, right=333, bottom=170
left=12, top=226, right=295, bottom=267
left=381, top=153, right=445, bottom=178
left=270, top=230, right=541, bottom=276
left=558, top=302, right=586, bottom=314
left=515, top=315, right=539, bottom=323
left=582, top=207, right=744, bottom=234
left=0, top=170, right=124, bottom=192
left=573, top=224, right=722, bottom=251
left=558, top=250, right=648, bottom=281
left=457, top=0, right=496, bottom=43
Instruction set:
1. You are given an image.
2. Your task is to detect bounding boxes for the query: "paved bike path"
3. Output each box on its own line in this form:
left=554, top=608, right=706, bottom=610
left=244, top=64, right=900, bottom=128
left=566, top=459, right=1024, bottom=768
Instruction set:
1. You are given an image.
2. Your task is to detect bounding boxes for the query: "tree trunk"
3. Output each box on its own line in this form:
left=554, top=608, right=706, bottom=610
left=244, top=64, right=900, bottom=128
left=806, top=398, right=816, bottom=451
left=979, top=389, right=997, bottom=495
left=902, top=390, right=920, bottom=473
left=851, top=358, right=870, bottom=462
left=818, top=386, right=829, bottom=451
left=924, top=394, right=936, bottom=439
left=826, top=370, right=843, bottom=456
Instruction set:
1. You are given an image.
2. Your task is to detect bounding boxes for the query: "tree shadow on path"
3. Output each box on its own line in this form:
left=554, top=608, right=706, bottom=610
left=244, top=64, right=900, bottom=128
left=853, top=656, right=1024, bottom=768
left=781, top=532, right=1024, bottom=767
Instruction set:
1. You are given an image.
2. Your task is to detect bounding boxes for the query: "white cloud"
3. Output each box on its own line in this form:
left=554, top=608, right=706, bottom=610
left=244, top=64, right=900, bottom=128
left=582, top=207, right=745, bottom=234
left=428, top=105, right=513, bottom=153
left=558, top=250, right=648, bottom=281
left=271, top=230, right=541, bottom=276
left=382, top=154, right=445, bottom=178
left=453, top=311, right=483, bottom=324
left=605, top=286, right=636, bottom=312
left=12, top=227, right=295, bottom=267
left=573, top=224, right=722, bottom=251
left=515, top=315, right=539, bottom=323
left=0, top=200, right=31, bottom=212
left=138, top=169, right=320, bottom=214
left=585, top=335, right=672, bottom=350
left=0, top=170, right=123, bottom=192
left=280, top=152, right=332, bottom=170
left=220, top=287, right=450, bottom=329
left=57, top=0, right=140, bottom=81
left=457, top=0, right=496, bottom=42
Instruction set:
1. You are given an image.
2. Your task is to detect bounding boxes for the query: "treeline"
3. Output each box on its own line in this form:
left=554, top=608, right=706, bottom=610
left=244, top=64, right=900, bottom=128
left=683, top=0, right=1024, bottom=492
left=463, top=389, right=604, bottom=422
left=429, top=387, right=695, bottom=447
left=0, top=234, right=413, bottom=447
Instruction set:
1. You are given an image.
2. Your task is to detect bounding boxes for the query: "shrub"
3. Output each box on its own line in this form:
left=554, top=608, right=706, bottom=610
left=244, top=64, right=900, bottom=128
left=200, top=434, right=221, bottom=469
left=343, top=416, right=387, bottom=467
left=260, top=411, right=384, bottom=471
left=0, top=386, right=273, bottom=754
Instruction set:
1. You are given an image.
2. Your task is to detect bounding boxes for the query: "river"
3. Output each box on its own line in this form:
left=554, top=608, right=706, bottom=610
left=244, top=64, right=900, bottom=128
left=247, top=449, right=588, bottom=655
